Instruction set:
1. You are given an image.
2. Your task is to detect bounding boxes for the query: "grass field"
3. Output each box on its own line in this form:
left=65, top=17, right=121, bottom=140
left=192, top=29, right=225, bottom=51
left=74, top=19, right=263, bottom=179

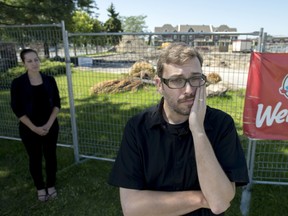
left=0, top=139, right=122, bottom=216
left=1, top=139, right=288, bottom=216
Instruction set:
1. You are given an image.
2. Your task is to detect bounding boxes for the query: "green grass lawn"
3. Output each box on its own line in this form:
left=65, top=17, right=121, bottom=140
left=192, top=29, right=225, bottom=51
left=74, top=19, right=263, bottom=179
left=1, top=139, right=288, bottom=216
left=0, top=139, right=122, bottom=216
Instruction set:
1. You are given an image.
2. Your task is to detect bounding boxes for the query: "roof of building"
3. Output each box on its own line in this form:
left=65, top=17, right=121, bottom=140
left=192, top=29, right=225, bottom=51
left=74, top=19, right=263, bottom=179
left=154, top=24, right=177, bottom=32
left=179, top=24, right=212, bottom=32
left=154, top=24, right=237, bottom=33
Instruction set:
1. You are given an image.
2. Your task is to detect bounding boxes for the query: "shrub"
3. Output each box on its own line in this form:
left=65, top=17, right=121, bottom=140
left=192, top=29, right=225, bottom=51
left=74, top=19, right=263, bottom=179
left=0, top=60, right=69, bottom=90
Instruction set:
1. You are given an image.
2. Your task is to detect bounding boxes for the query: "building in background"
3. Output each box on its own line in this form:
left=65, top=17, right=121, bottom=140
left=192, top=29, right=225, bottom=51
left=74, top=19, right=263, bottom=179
left=154, top=24, right=238, bottom=51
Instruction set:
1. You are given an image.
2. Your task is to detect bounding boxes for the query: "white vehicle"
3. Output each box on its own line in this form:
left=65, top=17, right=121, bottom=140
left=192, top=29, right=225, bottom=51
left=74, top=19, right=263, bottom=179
left=232, top=40, right=252, bottom=53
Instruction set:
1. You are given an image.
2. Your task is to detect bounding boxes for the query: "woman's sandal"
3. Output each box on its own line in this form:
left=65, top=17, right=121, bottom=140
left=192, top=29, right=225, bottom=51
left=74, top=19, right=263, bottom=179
left=47, top=187, right=57, bottom=200
left=37, top=189, right=47, bottom=202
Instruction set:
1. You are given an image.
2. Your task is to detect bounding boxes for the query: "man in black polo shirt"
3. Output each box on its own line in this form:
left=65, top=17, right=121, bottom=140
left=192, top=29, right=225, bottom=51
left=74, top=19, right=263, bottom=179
left=108, top=42, right=249, bottom=216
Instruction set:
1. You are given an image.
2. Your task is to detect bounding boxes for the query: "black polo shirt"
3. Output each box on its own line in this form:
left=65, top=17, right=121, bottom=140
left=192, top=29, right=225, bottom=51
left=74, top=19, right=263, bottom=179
left=109, top=98, right=249, bottom=216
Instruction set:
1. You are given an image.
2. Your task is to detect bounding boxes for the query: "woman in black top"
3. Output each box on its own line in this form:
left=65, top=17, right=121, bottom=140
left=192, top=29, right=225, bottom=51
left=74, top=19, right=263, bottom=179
left=10, top=49, right=61, bottom=202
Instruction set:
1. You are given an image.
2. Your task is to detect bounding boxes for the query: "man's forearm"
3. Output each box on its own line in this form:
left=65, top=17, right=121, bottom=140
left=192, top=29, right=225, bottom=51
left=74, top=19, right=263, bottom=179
left=193, top=131, right=235, bottom=214
left=120, top=188, right=209, bottom=216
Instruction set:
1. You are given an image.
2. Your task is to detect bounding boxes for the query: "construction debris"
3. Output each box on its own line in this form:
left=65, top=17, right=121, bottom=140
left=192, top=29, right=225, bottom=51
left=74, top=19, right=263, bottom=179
left=90, top=61, right=155, bottom=94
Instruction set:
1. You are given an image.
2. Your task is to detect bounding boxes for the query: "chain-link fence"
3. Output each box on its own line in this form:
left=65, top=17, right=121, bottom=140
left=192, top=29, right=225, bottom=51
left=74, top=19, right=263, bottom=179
left=66, top=31, right=257, bottom=162
left=0, top=23, right=260, bottom=160
left=1, top=23, right=288, bottom=215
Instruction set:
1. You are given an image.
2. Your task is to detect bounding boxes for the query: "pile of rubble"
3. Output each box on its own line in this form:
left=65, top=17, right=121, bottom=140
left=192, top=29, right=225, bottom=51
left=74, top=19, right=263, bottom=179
left=90, top=61, right=155, bottom=94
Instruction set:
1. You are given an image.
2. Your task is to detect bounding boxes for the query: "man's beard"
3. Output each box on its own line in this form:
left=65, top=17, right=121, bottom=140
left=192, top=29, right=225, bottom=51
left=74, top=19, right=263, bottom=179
left=174, top=105, right=191, bottom=116
left=164, top=95, right=193, bottom=116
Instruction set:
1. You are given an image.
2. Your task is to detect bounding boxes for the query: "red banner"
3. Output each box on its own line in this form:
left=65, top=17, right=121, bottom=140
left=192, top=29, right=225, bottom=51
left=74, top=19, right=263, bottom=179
left=243, top=52, right=288, bottom=140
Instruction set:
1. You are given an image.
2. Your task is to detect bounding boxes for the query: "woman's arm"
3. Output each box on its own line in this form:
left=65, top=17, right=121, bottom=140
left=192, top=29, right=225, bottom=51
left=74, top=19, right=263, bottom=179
left=19, top=107, right=59, bottom=136
left=43, top=107, right=60, bottom=132
left=19, top=115, right=46, bottom=136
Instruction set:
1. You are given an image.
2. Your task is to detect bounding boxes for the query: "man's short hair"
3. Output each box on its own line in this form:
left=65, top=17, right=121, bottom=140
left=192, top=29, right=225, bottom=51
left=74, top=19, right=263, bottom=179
left=156, top=42, right=203, bottom=77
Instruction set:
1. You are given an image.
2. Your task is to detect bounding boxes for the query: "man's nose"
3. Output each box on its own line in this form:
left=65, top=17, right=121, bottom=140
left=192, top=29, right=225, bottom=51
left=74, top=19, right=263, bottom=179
left=183, top=81, right=196, bottom=93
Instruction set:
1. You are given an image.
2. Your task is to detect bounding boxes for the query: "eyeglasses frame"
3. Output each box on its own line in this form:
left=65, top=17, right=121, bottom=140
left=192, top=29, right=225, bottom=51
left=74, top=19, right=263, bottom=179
left=160, top=74, right=207, bottom=89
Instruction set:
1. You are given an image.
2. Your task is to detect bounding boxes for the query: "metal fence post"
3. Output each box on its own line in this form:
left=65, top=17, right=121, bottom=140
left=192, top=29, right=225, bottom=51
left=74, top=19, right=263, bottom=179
left=240, top=138, right=257, bottom=216
left=61, top=21, right=80, bottom=163
left=257, top=28, right=264, bottom=52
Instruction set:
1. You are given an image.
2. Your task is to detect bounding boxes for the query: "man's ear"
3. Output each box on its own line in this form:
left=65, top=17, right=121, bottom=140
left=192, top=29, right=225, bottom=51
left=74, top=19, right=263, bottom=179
left=154, top=75, right=163, bottom=94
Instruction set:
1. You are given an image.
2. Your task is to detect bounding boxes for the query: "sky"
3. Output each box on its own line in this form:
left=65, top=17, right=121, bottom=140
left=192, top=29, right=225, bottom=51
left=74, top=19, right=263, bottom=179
left=95, top=0, right=287, bottom=36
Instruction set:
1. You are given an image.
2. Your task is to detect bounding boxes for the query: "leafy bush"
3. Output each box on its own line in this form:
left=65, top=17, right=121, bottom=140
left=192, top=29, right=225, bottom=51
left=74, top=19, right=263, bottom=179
left=0, top=60, right=70, bottom=90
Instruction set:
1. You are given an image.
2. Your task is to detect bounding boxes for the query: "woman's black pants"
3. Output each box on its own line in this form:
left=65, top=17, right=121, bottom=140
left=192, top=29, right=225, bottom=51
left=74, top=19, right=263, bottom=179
left=19, top=121, right=59, bottom=190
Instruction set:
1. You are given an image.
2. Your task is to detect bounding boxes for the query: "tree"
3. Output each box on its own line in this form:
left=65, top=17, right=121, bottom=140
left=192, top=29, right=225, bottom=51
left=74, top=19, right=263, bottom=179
left=71, top=10, right=102, bottom=33
left=103, top=3, right=122, bottom=33
left=103, top=3, right=122, bottom=45
left=0, top=0, right=97, bottom=30
left=76, top=0, right=98, bottom=15
left=0, top=0, right=99, bottom=57
left=71, top=10, right=103, bottom=55
left=120, top=15, right=148, bottom=33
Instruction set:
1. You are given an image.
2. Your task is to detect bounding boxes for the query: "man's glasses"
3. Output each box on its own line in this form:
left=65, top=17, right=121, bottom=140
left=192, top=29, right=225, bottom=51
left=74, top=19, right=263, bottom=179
left=161, top=74, right=207, bottom=89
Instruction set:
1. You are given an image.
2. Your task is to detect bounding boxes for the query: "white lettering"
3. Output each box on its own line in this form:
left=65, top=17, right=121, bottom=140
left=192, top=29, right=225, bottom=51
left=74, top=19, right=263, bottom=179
left=256, top=102, right=288, bottom=128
